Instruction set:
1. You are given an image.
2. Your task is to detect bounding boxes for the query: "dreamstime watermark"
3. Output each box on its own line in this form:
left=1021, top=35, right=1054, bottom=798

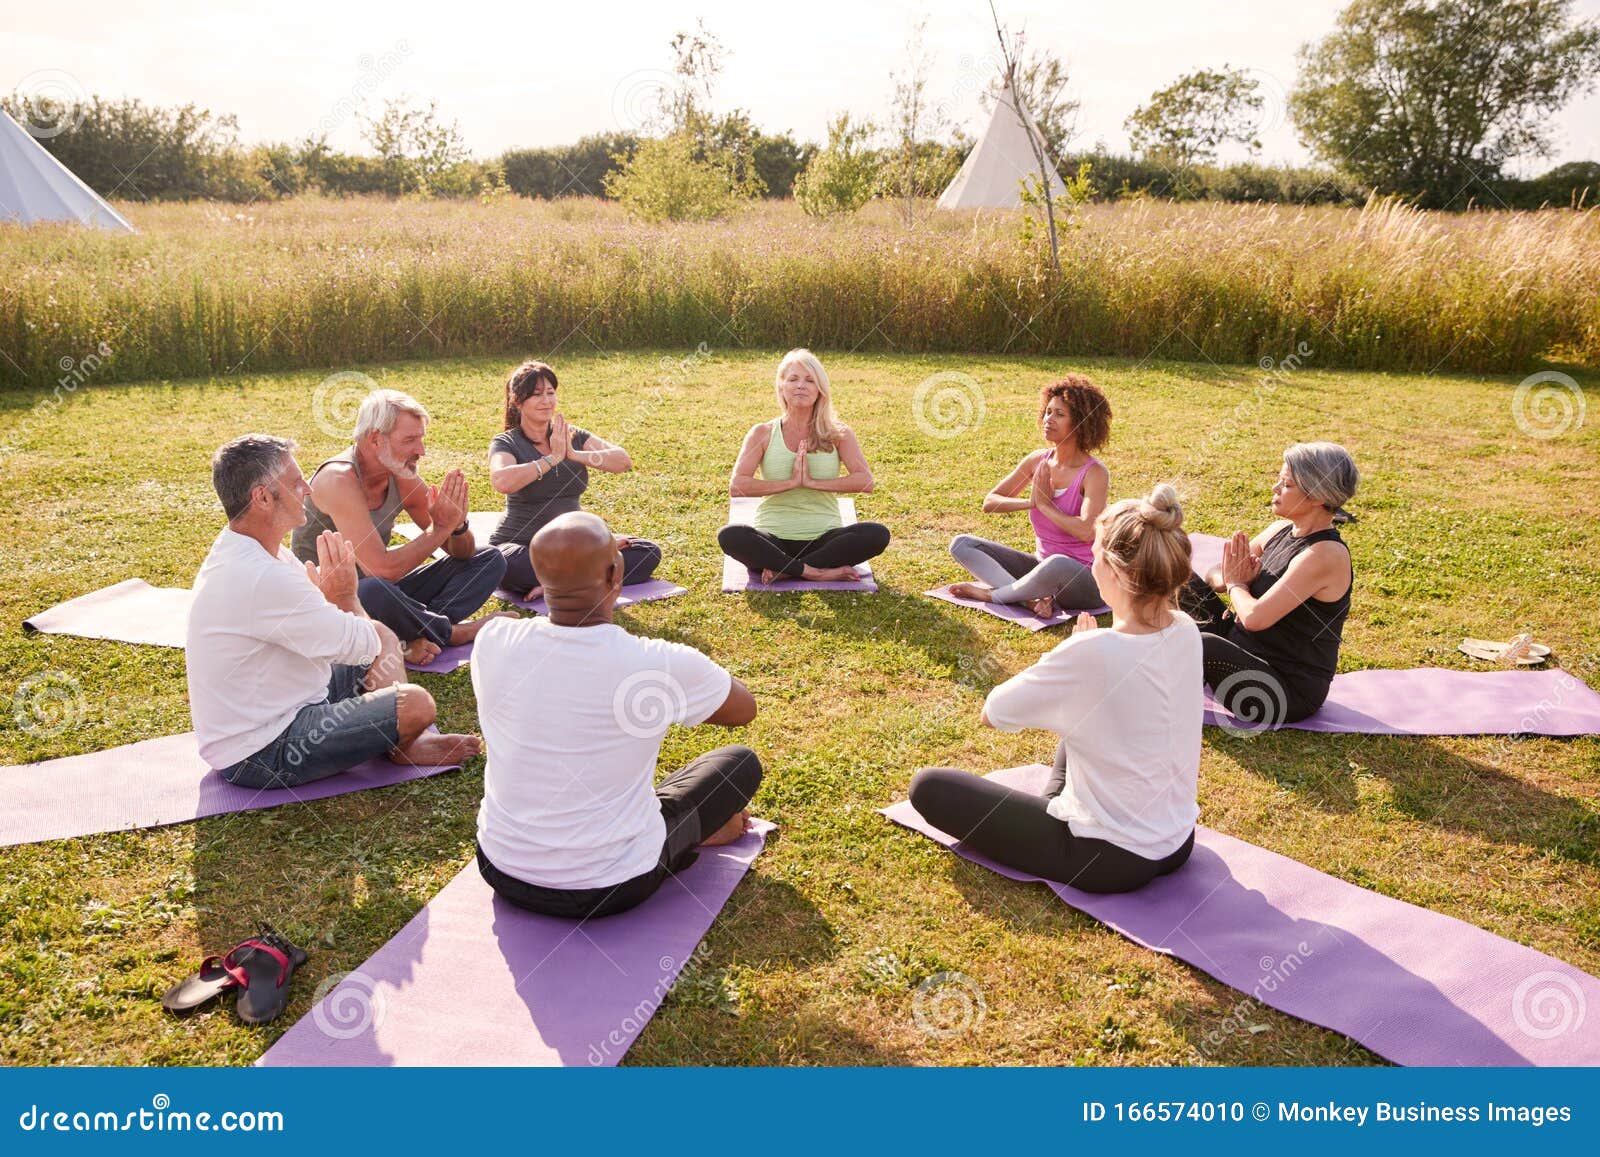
left=1241, top=67, right=1292, bottom=142
left=1178, top=342, right=1314, bottom=482
left=0, top=342, right=114, bottom=477
left=611, top=342, right=714, bottom=446
left=912, top=971, right=987, bottom=1038
left=913, top=370, right=986, bottom=440
left=610, top=69, right=675, bottom=134
left=13, top=670, right=86, bottom=738
left=1511, top=970, right=1586, bottom=1041
left=1210, top=668, right=1288, bottom=738
left=314, top=42, right=412, bottom=141
left=587, top=941, right=714, bottom=1066
left=1511, top=371, right=1585, bottom=440
left=311, top=970, right=387, bottom=1040
left=1198, top=942, right=1315, bottom=1057
left=311, top=370, right=378, bottom=439
left=11, top=68, right=88, bottom=138
left=1483, top=668, right=1594, bottom=769
left=612, top=669, right=688, bottom=739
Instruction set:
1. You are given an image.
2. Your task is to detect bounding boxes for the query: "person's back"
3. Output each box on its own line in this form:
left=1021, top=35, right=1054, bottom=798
left=471, top=615, right=733, bottom=890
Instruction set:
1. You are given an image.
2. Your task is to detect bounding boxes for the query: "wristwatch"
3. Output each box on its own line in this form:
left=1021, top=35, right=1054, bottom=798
left=451, top=520, right=470, bottom=536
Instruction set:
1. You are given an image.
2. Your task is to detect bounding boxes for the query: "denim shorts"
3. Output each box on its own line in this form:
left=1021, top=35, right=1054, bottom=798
left=220, top=665, right=401, bottom=789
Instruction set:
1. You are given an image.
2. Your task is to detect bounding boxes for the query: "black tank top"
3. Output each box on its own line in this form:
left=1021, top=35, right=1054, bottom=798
left=1230, top=524, right=1351, bottom=702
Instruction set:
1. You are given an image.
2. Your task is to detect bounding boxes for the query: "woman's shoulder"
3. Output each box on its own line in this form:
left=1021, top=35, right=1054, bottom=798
left=489, top=426, right=526, bottom=453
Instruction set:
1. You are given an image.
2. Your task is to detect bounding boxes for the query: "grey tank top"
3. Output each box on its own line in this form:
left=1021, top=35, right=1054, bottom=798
left=289, top=446, right=405, bottom=564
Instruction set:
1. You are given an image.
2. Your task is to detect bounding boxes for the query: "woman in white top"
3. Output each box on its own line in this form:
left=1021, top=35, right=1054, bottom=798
left=909, top=484, right=1203, bottom=893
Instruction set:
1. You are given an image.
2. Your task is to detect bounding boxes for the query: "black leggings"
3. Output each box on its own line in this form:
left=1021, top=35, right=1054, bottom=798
left=717, top=522, right=891, bottom=579
left=477, top=745, right=762, bottom=920
left=908, top=749, right=1194, bottom=894
left=1179, top=576, right=1322, bottom=726
left=497, top=538, right=662, bottom=598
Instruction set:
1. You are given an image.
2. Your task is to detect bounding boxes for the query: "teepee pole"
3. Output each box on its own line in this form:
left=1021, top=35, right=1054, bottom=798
left=987, top=1, right=1061, bottom=279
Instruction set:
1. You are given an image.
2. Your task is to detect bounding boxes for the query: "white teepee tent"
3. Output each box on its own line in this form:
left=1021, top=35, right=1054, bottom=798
left=0, top=110, right=135, bottom=233
left=938, top=80, right=1066, bottom=210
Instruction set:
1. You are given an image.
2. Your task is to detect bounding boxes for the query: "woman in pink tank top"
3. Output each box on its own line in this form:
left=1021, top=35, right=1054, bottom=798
left=948, top=375, right=1112, bottom=618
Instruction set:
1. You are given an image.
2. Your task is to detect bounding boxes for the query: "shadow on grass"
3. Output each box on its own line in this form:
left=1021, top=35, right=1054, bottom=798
left=1221, top=732, right=1600, bottom=866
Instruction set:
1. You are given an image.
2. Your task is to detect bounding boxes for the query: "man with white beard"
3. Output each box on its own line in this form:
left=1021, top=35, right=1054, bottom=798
left=291, top=389, right=512, bottom=664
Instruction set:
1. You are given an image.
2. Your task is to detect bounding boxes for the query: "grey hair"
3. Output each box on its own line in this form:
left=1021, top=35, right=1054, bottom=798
left=353, top=388, right=430, bottom=440
left=212, top=433, right=296, bottom=520
left=1284, top=442, right=1358, bottom=512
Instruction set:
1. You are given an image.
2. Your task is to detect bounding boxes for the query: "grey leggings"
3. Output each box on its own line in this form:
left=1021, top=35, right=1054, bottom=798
left=949, top=534, right=1102, bottom=609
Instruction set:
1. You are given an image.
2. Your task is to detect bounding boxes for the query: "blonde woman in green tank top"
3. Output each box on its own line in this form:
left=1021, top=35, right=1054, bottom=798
left=717, top=349, right=891, bottom=584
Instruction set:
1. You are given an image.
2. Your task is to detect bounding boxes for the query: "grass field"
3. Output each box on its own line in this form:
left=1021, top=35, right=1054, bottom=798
left=3, top=196, right=1599, bottom=391
left=1, top=348, right=1596, bottom=1066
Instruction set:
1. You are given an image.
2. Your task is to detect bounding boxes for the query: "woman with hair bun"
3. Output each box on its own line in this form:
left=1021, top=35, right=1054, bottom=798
left=910, top=484, right=1202, bottom=894
left=1180, top=442, right=1356, bottom=727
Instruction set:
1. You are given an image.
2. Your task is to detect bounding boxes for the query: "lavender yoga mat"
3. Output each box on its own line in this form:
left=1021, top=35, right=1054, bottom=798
left=1206, top=668, right=1600, bottom=736
left=24, top=579, right=193, bottom=648
left=721, top=496, right=878, bottom=593
left=495, top=578, right=689, bottom=615
left=882, top=765, right=1600, bottom=1066
left=0, top=733, right=462, bottom=848
left=258, top=820, right=774, bottom=1067
left=23, top=578, right=468, bottom=673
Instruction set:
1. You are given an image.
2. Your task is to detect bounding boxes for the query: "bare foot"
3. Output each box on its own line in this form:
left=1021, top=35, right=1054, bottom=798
left=760, top=568, right=782, bottom=586
left=802, top=564, right=862, bottom=583
left=700, top=809, right=751, bottom=847
left=948, top=581, right=994, bottom=603
left=449, top=610, right=519, bottom=645
left=391, top=731, right=483, bottom=766
left=402, top=638, right=442, bottom=666
left=1029, top=595, right=1056, bottom=619
left=524, top=585, right=543, bottom=603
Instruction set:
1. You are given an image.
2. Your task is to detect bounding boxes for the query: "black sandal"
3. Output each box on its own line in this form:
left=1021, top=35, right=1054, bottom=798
left=232, top=924, right=309, bottom=1026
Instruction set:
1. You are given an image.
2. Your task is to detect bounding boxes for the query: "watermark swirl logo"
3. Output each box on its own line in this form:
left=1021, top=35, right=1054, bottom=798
left=611, top=69, right=674, bottom=134
left=1512, top=971, right=1585, bottom=1040
left=13, top=671, right=85, bottom=737
left=312, top=371, right=378, bottom=439
left=612, top=670, right=688, bottom=739
left=1242, top=67, right=1291, bottom=141
left=913, top=371, right=986, bottom=440
left=912, top=971, right=986, bottom=1038
left=1212, top=670, right=1286, bottom=738
left=14, top=69, right=88, bottom=138
left=1512, top=371, right=1585, bottom=440
left=312, top=970, right=386, bottom=1040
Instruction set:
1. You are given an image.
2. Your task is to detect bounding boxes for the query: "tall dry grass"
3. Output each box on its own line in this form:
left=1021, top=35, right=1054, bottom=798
left=2, top=194, right=1596, bottom=388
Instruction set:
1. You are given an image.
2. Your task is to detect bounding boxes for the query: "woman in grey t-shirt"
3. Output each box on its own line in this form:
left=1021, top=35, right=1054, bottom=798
left=488, top=360, right=662, bottom=599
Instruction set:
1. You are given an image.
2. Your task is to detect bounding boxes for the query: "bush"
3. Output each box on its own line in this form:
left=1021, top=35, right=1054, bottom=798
left=795, top=115, right=880, bottom=218
left=501, top=134, right=639, bottom=199
left=603, top=131, right=756, bottom=222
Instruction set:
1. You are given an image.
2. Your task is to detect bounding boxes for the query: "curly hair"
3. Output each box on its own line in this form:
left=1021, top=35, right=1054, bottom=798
left=1038, top=374, right=1112, bottom=453
left=504, top=360, right=558, bottom=430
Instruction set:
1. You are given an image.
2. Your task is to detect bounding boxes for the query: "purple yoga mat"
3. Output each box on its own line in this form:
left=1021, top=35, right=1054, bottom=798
left=721, top=496, right=878, bottom=593
left=924, top=585, right=1107, bottom=631
left=24, top=579, right=193, bottom=648
left=0, top=733, right=462, bottom=848
left=494, top=578, right=689, bottom=615
left=1206, top=668, right=1600, bottom=736
left=407, top=642, right=473, bottom=674
left=258, top=819, right=774, bottom=1067
left=882, top=765, right=1600, bottom=1066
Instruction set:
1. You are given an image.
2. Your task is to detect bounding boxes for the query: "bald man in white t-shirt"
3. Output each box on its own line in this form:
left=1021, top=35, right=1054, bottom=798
left=471, top=511, right=762, bottom=920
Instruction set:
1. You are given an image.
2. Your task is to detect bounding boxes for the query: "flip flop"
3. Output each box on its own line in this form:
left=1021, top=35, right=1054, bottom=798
left=1458, top=635, right=1552, bottom=666
left=231, top=925, right=309, bottom=1026
left=161, top=954, right=248, bottom=1013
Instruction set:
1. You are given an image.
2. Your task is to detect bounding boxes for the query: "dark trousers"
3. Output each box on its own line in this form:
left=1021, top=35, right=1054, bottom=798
left=497, top=538, right=662, bottom=599
left=908, top=743, right=1194, bottom=894
left=477, top=745, right=763, bottom=920
left=1178, top=576, right=1322, bottom=725
left=717, top=522, right=891, bottom=579
left=358, top=546, right=507, bottom=648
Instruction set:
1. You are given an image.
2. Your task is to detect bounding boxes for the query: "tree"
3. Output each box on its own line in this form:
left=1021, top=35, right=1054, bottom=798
left=986, top=1, right=1065, bottom=278
left=795, top=114, right=880, bottom=217
left=602, top=132, right=750, bottom=222
left=1289, top=0, right=1600, bottom=207
left=980, top=30, right=1079, bottom=159
left=361, top=97, right=470, bottom=195
left=1125, top=67, right=1264, bottom=167
left=886, top=18, right=949, bottom=225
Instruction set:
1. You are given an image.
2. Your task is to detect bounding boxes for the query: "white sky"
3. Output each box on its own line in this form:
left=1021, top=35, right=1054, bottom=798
left=6, top=0, right=1599, bottom=173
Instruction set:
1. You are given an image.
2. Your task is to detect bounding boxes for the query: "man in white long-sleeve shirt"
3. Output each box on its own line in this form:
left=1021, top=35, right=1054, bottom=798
left=187, top=434, right=482, bottom=787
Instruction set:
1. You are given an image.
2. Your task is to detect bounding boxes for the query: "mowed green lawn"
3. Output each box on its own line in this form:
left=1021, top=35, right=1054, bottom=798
left=1, top=350, right=1596, bottom=1066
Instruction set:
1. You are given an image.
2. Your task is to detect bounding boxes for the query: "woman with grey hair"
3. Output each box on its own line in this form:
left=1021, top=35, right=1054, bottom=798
left=1180, top=442, right=1357, bottom=726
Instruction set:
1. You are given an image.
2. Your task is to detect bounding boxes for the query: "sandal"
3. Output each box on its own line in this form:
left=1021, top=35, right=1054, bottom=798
left=1459, top=635, right=1552, bottom=667
left=231, top=924, right=309, bottom=1026
left=161, top=954, right=248, bottom=1013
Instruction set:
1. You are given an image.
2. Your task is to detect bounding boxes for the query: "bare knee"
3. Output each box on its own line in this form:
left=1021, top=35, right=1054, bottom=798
left=393, top=683, right=437, bottom=743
